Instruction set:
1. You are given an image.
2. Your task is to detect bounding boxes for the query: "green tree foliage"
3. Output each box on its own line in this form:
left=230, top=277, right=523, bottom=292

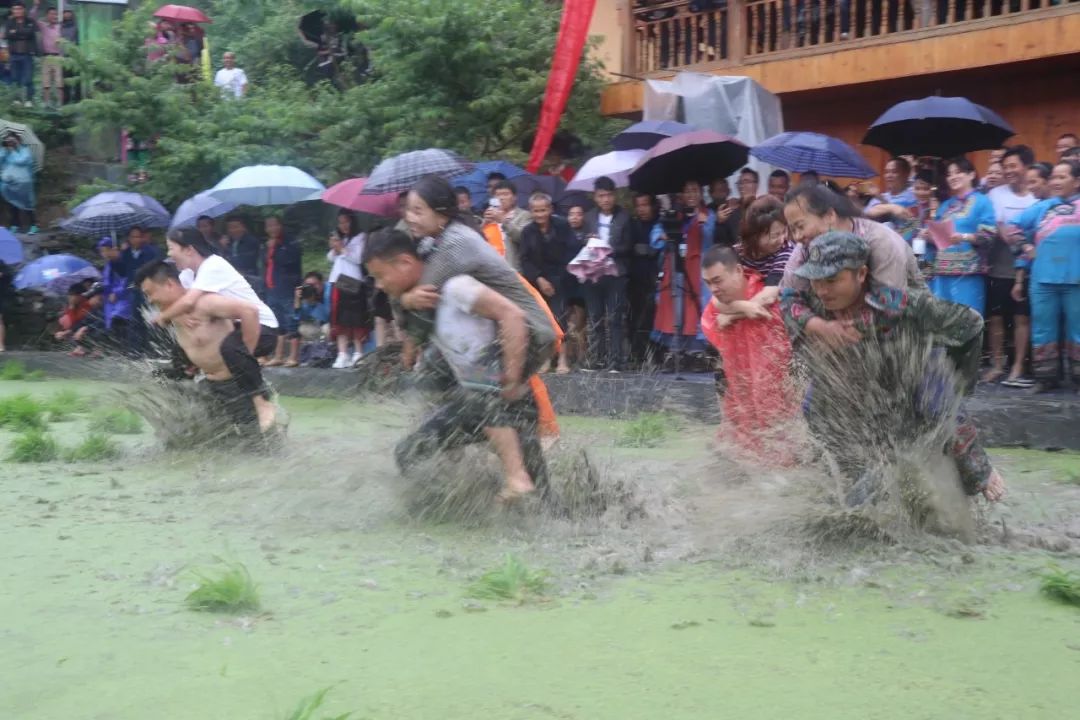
left=66, top=0, right=621, bottom=208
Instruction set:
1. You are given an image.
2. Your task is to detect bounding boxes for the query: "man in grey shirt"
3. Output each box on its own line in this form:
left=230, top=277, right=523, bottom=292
left=363, top=226, right=555, bottom=504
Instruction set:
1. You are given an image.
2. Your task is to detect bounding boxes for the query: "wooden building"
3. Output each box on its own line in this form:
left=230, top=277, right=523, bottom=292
left=594, top=1, right=1080, bottom=171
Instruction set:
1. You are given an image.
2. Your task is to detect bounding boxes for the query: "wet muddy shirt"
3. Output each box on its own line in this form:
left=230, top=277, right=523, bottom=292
left=396, top=221, right=557, bottom=375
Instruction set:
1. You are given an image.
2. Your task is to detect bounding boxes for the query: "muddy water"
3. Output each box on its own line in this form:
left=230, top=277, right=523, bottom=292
left=1, top=379, right=1079, bottom=719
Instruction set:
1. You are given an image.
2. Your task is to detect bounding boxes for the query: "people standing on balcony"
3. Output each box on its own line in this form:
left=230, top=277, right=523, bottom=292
left=583, top=177, right=632, bottom=372
left=651, top=179, right=716, bottom=367
left=29, top=1, right=62, bottom=109
left=1008, top=159, right=1080, bottom=392
left=4, top=2, right=38, bottom=107
left=926, top=157, right=996, bottom=317
left=767, top=170, right=791, bottom=202
left=985, top=145, right=1037, bottom=386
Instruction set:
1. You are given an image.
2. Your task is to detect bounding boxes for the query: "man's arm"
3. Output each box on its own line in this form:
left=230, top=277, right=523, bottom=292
left=156, top=287, right=206, bottom=324
left=196, top=293, right=261, bottom=354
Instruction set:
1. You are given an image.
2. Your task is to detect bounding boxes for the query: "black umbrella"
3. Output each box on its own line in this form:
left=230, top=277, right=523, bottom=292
left=862, top=96, right=1015, bottom=158
left=298, top=9, right=359, bottom=44
left=510, top=174, right=593, bottom=215
left=628, top=130, right=749, bottom=195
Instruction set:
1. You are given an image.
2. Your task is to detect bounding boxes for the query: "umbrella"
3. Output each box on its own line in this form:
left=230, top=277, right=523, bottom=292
left=60, top=202, right=169, bottom=237
left=208, top=165, right=326, bottom=207
left=170, top=190, right=238, bottom=231
left=153, top=5, right=212, bottom=24
left=862, top=96, right=1015, bottom=158
left=628, top=130, right=750, bottom=195
left=612, top=120, right=696, bottom=152
left=14, top=255, right=98, bottom=293
left=44, top=267, right=102, bottom=297
left=751, top=132, right=877, bottom=179
left=508, top=174, right=593, bottom=216
left=72, top=191, right=170, bottom=221
left=0, top=119, right=44, bottom=171
left=363, top=149, right=473, bottom=194
left=299, top=9, right=359, bottom=44
left=0, top=227, right=22, bottom=265
left=453, top=161, right=528, bottom=205
left=322, top=178, right=399, bottom=217
left=566, top=150, right=647, bottom=192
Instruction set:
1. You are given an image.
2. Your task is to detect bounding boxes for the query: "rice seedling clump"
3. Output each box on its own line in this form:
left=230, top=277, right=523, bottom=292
left=0, top=394, right=47, bottom=431
left=65, top=433, right=121, bottom=462
left=89, top=408, right=143, bottom=435
left=466, top=555, right=550, bottom=604
left=8, top=429, right=60, bottom=463
left=185, top=561, right=260, bottom=614
left=1040, top=565, right=1080, bottom=607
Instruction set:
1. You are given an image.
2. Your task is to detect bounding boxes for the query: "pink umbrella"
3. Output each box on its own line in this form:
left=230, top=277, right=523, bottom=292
left=322, top=178, right=399, bottom=217
left=153, top=5, right=212, bottom=24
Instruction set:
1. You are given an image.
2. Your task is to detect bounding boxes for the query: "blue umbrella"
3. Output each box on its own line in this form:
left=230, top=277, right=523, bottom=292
left=60, top=202, right=169, bottom=238
left=612, top=120, right=696, bottom=151
left=72, top=191, right=170, bottom=222
left=862, top=96, right=1014, bottom=158
left=209, top=165, right=326, bottom=206
left=751, top=132, right=877, bottom=179
left=170, top=190, right=239, bottom=230
left=0, top=227, right=23, bottom=265
left=14, top=254, right=99, bottom=292
left=454, top=160, right=528, bottom=206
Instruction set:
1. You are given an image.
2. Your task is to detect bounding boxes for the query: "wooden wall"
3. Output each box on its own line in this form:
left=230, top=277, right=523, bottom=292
left=783, top=58, right=1080, bottom=176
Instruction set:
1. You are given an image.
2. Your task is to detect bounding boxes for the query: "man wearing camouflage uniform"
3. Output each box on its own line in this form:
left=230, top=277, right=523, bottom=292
left=779, top=231, right=1006, bottom=504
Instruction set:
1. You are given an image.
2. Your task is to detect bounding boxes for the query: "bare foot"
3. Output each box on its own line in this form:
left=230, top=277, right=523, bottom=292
left=496, top=470, right=535, bottom=504
left=264, top=358, right=284, bottom=367
left=982, top=470, right=1006, bottom=502
left=555, top=363, right=571, bottom=375
left=980, top=367, right=1005, bottom=384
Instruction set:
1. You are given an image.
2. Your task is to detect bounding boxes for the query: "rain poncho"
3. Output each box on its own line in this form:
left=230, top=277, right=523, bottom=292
left=0, top=145, right=35, bottom=211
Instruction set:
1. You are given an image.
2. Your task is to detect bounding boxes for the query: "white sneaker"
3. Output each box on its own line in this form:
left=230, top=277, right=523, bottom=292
left=350, top=351, right=363, bottom=366
left=331, top=353, right=350, bottom=369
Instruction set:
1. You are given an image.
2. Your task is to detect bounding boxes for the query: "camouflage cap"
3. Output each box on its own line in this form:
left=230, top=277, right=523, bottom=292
left=794, top=230, right=870, bottom=280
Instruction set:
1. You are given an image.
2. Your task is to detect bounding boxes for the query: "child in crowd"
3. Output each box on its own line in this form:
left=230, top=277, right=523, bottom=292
left=54, top=282, right=106, bottom=357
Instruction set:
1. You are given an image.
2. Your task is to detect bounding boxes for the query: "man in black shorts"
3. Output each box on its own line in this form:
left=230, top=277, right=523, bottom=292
left=136, top=260, right=278, bottom=435
left=363, top=229, right=555, bottom=502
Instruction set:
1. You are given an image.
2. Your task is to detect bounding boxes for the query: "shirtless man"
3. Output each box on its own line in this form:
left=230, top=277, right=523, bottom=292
left=135, top=260, right=277, bottom=434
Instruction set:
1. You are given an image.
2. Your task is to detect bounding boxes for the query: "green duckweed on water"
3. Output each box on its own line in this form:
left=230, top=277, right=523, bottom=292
left=1, top=379, right=1079, bottom=719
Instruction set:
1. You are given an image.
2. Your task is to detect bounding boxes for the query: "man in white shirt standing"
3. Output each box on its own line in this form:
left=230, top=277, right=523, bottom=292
left=986, top=145, right=1038, bottom=387
left=214, top=52, right=248, bottom=99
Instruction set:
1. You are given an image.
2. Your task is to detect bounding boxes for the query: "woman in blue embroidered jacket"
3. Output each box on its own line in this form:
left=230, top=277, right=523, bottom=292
left=927, top=157, right=996, bottom=316
left=1009, top=159, right=1080, bottom=389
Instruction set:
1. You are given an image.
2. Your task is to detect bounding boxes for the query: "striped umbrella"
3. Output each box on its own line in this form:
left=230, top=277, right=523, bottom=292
left=72, top=191, right=170, bottom=221
left=750, top=132, right=877, bottom=179
left=362, top=149, right=473, bottom=194
left=0, top=119, right=44, bottom=171
left=60, top=202, right=169, bottom=238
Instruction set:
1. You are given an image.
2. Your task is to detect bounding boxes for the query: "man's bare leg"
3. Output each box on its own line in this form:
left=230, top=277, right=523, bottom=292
left=252, top=395, right=277, bottom=432
left=483, top=426, right=535, bottom=500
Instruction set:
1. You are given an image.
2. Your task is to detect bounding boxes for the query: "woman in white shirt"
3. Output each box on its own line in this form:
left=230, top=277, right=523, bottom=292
left=326, top=210, right=372, bottom=368
left=157, top=229, right=279, bottom=358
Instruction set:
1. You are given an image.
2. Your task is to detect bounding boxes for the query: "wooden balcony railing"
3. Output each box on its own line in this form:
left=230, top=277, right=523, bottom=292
left=632, top=0, right=1076, bottom=73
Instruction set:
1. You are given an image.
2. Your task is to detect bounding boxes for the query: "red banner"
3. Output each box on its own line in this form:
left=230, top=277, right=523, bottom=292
left=526, top=0, right=597, bottom=174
